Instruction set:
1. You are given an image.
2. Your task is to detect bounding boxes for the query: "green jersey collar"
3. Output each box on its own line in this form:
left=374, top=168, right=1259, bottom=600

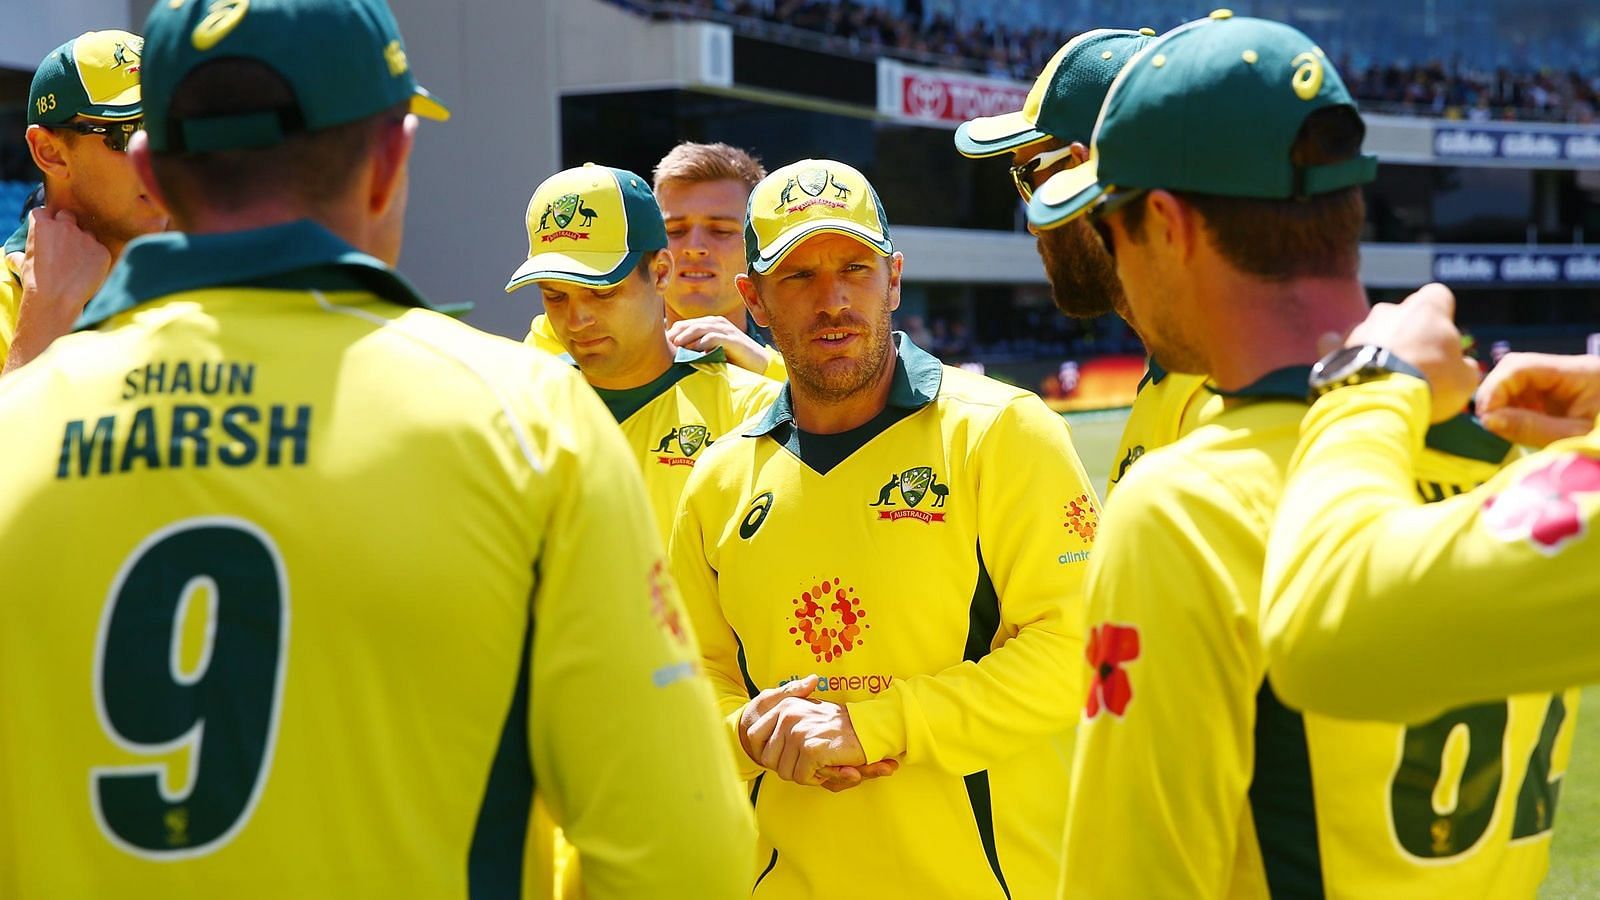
left=583, top=346, right=727, bottom=424
left=1206, top=363, right=1512, bottom=462
left=1138, top=355, right=1170, bottom=392
left=1207, top=365, right=1313, bottom=402
left=745, top=331, right=942, bottom=438
left=1424, top=410, right=1514, bottom=465
left=3, top=216, right=27, bottom=257
left=76, top=220, right=439, bottom=330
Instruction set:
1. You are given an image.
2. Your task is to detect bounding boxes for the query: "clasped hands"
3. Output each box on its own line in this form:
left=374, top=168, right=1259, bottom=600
left=738, top=674, right=899, bottom=792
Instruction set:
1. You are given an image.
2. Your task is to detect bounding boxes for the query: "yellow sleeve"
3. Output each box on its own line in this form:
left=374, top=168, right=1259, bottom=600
left=847, top=396, right=1094, bottom=774
left=0, top=269, right=20, bottom=369
left=1062, top=453, right=1266, bottom=897
left=760, top=349, right=786, bottom=382
left=528, top=369, right=754, bottom=898
left=1263, top=376, right=1600, bottom=722
left=726, top=368, right=783, bottom=425
left=523, top=314, right=566, bottom=356
left=668, top=466, right=766, bottom=783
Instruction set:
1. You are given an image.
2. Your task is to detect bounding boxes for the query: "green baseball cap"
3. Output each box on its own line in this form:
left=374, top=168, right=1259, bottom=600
left=506, top=164, right=668, bottom=291
left=1027, top=10, right=1378, bottom=229
left=28, top=31, right=145, bottom=125
left=140, top=0, right=449, bottom=154
left=955, top=27, right=1157, bottom=158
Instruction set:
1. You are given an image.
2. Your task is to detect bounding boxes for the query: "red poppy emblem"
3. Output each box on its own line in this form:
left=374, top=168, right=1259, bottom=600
left=1482, top=454, right=1600, bottom=556
left=1085, top=623, right=1140, bottom=718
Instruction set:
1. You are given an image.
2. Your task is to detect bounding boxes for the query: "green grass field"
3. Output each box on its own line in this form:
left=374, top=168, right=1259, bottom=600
left=1061, top=409, right=1599, bottom=894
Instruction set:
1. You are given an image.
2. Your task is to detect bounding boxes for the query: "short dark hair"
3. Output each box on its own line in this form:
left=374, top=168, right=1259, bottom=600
left=1123, top=106, right=1366, bottom=280
left=149, top=58, right=403, bottom=225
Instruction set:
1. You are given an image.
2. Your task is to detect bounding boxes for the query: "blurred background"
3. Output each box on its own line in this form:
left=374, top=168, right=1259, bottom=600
left=0, top=0, right=1596, bottom=413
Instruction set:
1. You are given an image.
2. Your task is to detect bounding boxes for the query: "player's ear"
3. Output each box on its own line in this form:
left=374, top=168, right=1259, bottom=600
left=367, top=113, right=416, bottom=218
left=650, top=249, right=672, bottom=293
left=1145, top=189, right=1196, bottom=263
left=886, top=251, right=904, bottom=313
left=125, top=131, right=172, bottom=219
left=25, top=125, right=70, bottom=183
left=736, top=271, right=770, bottom=328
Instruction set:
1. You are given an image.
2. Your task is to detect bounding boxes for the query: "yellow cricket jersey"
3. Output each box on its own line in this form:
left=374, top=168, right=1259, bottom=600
left=0, top=221, right=754, bottom=899
left=525, top=312, right=565, bottom=355
left=527, top=312, right=789, bottom=380
left=1266, top=375, right=1600, bottom=720
left=670, top=333, right=1098, bottom=900
left=583, top=347, right=780, bottom=543
left=1065, top=366, right=1577, bottom=899
left=1105, top=358, right=1217, bottom=498
left=1, top=219, right=26, bottom=366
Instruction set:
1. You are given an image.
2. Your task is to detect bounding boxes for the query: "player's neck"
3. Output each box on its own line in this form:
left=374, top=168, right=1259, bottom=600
left=585, top=334, right=678, bottom=392
left=666, top=298, right=749, bottom=329
left=175, top=204, right=382, bottom=261
left=1202, top=275, right=1369, bottom=393
left=789, top=344, right=898, bottom=435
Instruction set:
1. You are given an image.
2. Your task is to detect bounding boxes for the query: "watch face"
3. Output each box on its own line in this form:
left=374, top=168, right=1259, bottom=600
left=1312, top=346, right=1364, bottom=385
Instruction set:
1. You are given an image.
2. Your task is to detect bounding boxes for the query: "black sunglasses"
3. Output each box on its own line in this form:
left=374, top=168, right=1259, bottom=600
left=1008, top=144, right=1078, bottom=202
left=42, top=119, right=142, bottom=152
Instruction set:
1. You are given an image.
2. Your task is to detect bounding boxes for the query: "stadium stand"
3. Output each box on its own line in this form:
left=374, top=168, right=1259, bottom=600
left=0, top=180, right=35, bottom=225
left=615, top=0, right=1600, bottom=122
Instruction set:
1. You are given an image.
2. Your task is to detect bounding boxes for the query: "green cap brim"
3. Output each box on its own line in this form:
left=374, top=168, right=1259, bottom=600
left=749, top=220, right=893, bottom=275
left=1026, top=156, right=1109, bottom=229
left=505, top=248, right=641, bottom=293
left=953, top=111, right=1050, bottom=159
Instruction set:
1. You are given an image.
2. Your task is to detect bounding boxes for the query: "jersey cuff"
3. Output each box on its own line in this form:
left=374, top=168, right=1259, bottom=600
left=761, top=352, right=787, bottom=382
left=724, top=706, right=765, bottom=782
left=1307, top=374, right=1431, bottom=456
left=847, top=695, right=907, bottom=763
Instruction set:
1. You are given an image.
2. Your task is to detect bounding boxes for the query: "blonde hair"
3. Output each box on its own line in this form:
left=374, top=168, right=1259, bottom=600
left=652, top=142, right=766, bottom=192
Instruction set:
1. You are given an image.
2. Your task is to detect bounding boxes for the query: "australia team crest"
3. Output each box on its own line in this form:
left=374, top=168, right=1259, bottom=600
left=655, top=424, right=711, bottom=467
left=537, top=192, right=599, bottom=243
left=868, top=465, right=948, bottom=523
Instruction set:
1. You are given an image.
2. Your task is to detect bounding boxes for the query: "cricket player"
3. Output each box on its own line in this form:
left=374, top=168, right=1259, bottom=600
left=526, top=142, right=786, bottom=379
left=3, top=30, right=168, bottom=373
left=671, top=158, right=1098, bottom=898
left=1028, top=13, right=1575, bottom=896
left=955, top=27, right=1214, bottom=497
left=1264, top=287, right=1600, bottom=721
left=506, top=162, right=780, bottom=543
left=0, top=0, right=752, bottom=896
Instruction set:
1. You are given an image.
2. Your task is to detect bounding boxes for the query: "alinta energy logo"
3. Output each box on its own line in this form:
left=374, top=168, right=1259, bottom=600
left=789, top=577, right=869, bottom=663
left=652, top=424, right=709, bottom=467
left=536, top=192, right=599, bottom=244
left=867, top=466, right=949, bottom=523
left=774, top=167, right=854, bottom=214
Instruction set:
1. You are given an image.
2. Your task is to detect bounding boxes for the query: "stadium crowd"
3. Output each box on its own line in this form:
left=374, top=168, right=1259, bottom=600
left=622, top=0, right=1600, bottom=122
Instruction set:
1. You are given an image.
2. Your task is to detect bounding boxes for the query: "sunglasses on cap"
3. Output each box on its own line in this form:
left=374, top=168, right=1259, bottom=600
left=41, top=119, right=142, bottom=152
left=1009, top=143, right=1080, bottom=202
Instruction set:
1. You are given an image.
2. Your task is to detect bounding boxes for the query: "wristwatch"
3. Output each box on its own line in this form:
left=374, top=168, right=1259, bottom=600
left=1308, top=345, right=1427, bottom=398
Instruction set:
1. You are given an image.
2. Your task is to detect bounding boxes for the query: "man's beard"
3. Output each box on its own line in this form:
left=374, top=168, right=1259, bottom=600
left=1037, top=220, right=1124, bottom=319
left=772, top=292, right=895, bottom=406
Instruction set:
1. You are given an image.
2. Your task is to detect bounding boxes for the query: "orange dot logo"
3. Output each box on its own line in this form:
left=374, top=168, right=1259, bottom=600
left=1064, top=494, right=1099, bottom=543
left=788, top=578, right=869, bottom=662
